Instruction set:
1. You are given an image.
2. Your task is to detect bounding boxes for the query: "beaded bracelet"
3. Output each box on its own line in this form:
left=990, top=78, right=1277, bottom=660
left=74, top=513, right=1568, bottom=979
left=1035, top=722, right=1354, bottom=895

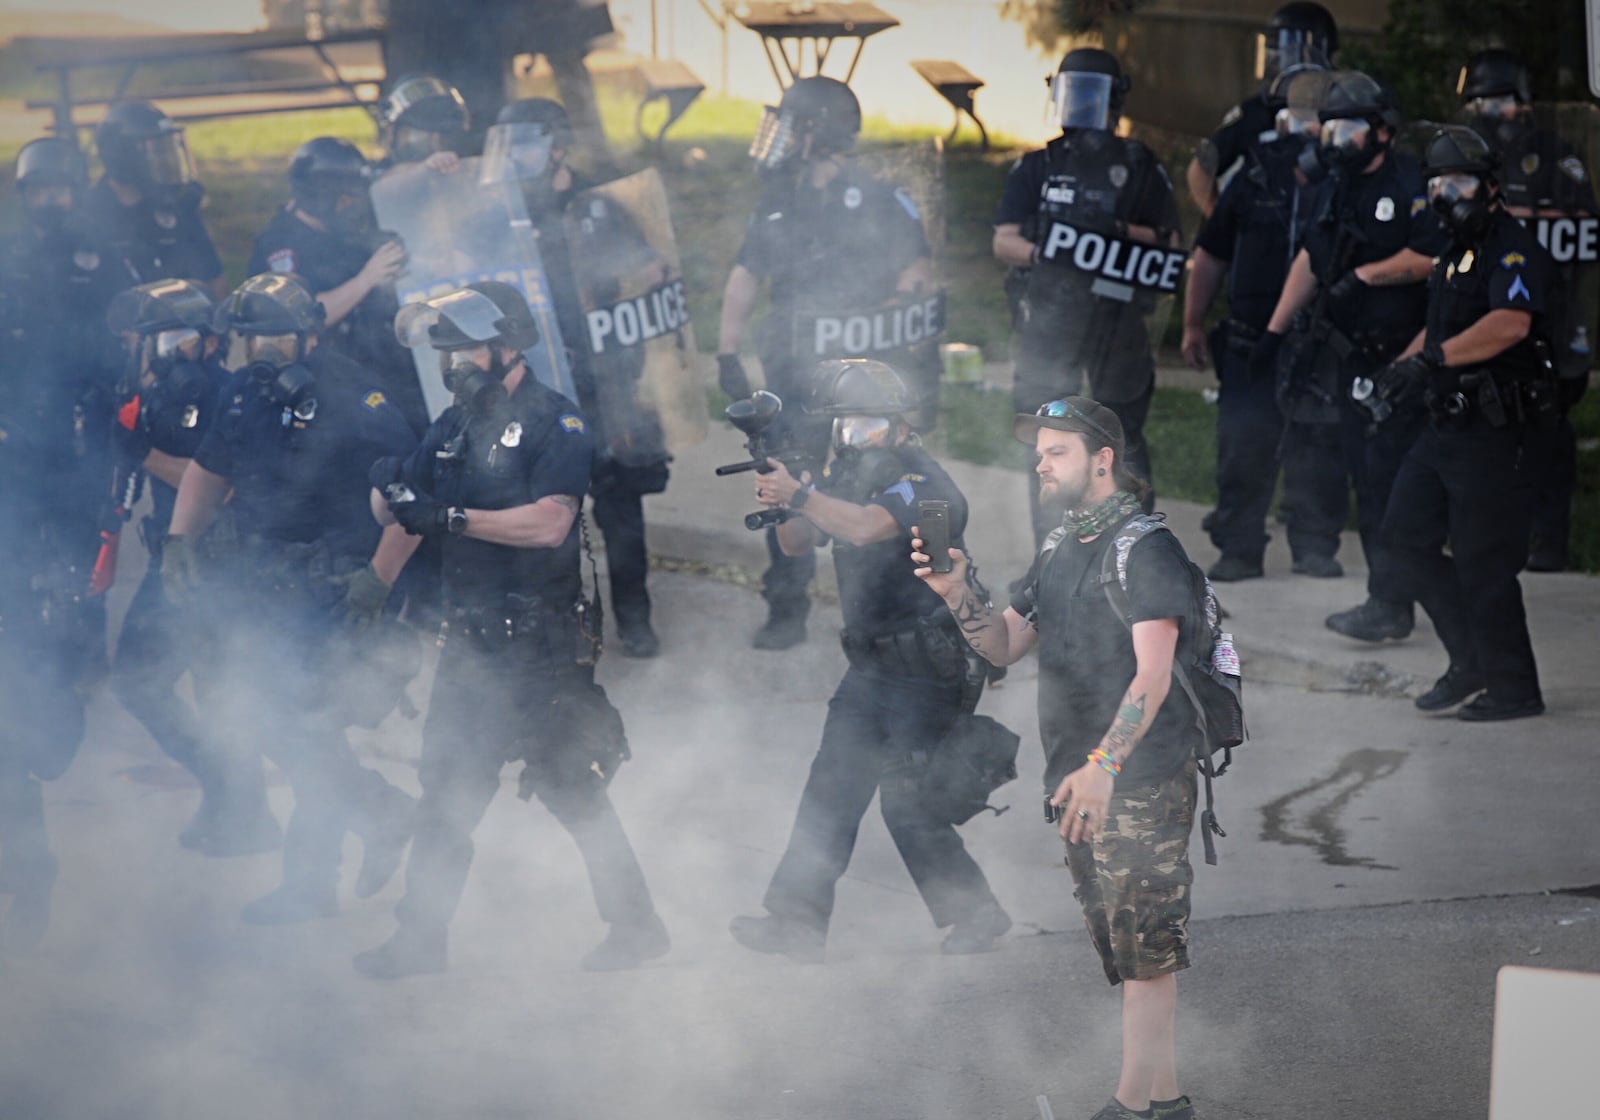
left=1087, top=748, right=1121, bottom=776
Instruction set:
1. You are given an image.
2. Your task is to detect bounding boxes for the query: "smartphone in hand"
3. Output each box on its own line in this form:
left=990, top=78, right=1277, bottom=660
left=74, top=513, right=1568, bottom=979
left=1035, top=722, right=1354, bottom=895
left=917, top=499, right=952, bottom=573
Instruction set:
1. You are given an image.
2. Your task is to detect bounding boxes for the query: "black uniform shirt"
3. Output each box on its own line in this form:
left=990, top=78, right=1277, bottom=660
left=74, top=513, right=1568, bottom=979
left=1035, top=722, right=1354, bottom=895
left=994, top=131, right=1179, bottom=235
left=1424, top=209, right=1555, bottom=377
left=1196, top=141, right=1316, bottom=331
left=738, top=161, right=929, bottom=320
left=1493, top=127, right=1597, bottom=215
left=1303, top=151, right=1448, bottom=340
left=399, top=375, right=592, bottom=615
left=139, top=354, right=229, bottom=529
left=248, top=206, right=428, bottom=435
left=1011, top=525, right=1201, bottom=790
left=818, top=441, right=966, bottom=638
left=1201, top=92, right=1278, bottom=183
left=83, top=179, right=221, bottom=286
left=195, top=347, right=413, bottom=562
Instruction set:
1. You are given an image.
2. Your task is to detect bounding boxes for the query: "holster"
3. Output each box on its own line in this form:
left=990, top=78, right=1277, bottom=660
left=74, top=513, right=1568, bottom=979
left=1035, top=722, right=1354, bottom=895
left=515, top=677, right=631, bottom=800
left=839, top=613, right=968, bottom=682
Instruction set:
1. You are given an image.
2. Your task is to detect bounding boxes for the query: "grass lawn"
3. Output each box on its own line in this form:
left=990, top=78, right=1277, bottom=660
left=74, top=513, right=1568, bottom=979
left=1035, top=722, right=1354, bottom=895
left=3, top=95, right=1595, bottom=571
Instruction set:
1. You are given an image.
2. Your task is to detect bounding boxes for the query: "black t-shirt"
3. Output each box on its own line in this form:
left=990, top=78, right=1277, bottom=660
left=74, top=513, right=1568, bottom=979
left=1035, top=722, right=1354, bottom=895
left=1424, top=209, right=1555, bottom=379
left=819, top=441, right=965, bottom=637
left=247, top=206, right=429, bottom=436
left=1195, top=142, right=1316, bottom=331
left=195, top=348, right=414, bottom=562
left=138, top=354, right=230, bottom=529
left=737, top=161, right=930, bottom=330
left=1011, top=524, right=1202, bottom=790
left=399, top=375, right=592, bottom=615
left=994, top=132, right=1179, bottom=234
left=83, top=178, right=221, bottom=286
left=1302, top=151, right=1448, bottom=341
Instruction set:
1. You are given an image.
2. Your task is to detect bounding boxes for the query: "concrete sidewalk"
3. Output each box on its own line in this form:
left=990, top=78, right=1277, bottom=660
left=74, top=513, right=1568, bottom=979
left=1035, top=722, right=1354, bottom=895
left=647, top=417, right=1600, bottom=713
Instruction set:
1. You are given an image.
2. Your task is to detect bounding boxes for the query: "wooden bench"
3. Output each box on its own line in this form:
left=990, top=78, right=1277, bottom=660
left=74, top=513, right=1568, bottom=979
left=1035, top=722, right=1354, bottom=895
left=911, top=59, right=988, bottom=151
left=634, top=58, right=705, bottom=152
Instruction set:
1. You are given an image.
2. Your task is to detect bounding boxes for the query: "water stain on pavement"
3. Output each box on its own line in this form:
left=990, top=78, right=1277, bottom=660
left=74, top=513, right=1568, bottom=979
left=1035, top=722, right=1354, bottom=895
left=1260, top=748, right=1408, bottom=869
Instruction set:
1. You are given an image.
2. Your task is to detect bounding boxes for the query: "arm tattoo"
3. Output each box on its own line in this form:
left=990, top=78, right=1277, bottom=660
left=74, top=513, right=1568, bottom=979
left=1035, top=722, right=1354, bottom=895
left=951, top=587, right=1005, bottom=661
left=1099, top=689, right=1148, bottom=764
left=552, top=494, right=580, bottom=511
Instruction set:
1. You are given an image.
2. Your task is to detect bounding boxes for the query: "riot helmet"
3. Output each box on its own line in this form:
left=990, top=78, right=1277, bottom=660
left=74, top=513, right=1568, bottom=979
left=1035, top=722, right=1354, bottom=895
left=107, top=278, right=216, bottom=396
left=808, top=358, right=913, bottom=449
left=14, top=137, right=85, bottom=234
left=95, top=101, right=196, bottom=193
left=749, top=77, right=862, bottom=172
left=215, top=273, right=321, bottom=412
left=1425, top=125, right=1499, bottom=241
left=382, top=75, right=469, bottom=163
left=1316, top=71, right=1398, bottom=173
left=1268, top=63, right=1326, bottom=140
left=393, top=281, right=539, bottom=411
left=480, top=98, right=572, bottom=204
left=1256, top=2, right=1338, bottom=82
left=288, top=136, right=375, bottom=236
left=1458, top=49, right=1533, bottom=145
left=1047, top=48, right=1129, bottom=133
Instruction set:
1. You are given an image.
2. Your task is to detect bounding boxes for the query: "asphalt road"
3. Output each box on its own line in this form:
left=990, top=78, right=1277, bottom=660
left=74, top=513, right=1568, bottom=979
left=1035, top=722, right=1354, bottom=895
left=3, top=566, right=1597, bottom=1120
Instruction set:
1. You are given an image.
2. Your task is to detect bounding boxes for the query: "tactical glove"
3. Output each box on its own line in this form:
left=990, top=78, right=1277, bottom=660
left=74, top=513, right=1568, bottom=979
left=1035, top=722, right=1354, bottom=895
left=1376, top=353, right=1436, bottom=411
left=160, top=534, right=203, bottom=608
left=1248, top=331, right=1285, bottom=381
left=368, top=455, right=406, bottom=491
left=389, top=495, right=451, bottom=537
left=341, top=563, right=392, bottom=629
left=717, top=353, right=752, bottom=402
left=1324, top=270, right=1367, bottom=316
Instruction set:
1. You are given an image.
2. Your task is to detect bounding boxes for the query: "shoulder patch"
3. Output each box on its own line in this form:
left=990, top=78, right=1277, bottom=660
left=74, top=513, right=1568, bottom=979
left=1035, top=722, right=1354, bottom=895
left=267, top=247, right=297, bottom=274
left=882, top=479, right=916, bottom=506
left=893, top=187, right=921, bottom=220
left=559, top=413, right=586, bottom=433
left=1410, top=196, right=1428, bottom=217
left=1219, top=104, right=1243, bottom=127
left=1507, top=274, right=1532, bottom=302
left=1561, top=156, right=1587, bottom=183
left=900, top=473, right=926, bottom=483
left=362, top=390, right=387, bottom=410
left=1501, top=251, right=1527, bottom=269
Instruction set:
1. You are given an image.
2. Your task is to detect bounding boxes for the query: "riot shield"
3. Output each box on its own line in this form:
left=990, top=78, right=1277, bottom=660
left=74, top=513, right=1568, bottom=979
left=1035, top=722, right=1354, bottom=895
left=562, top=168, right=706, bottom=465
left=1531, top=103, right=1599, bottom=382
left=371, top=159, right=575, bottom=417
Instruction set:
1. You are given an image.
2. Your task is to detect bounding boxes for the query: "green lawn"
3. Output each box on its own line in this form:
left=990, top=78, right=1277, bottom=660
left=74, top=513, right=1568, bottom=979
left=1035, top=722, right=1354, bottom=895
left=5, top=96, right=1596, bottom=572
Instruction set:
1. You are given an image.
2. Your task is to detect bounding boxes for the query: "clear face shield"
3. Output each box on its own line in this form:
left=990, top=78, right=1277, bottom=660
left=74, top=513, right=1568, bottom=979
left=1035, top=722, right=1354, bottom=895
left=391, top=125, right=452, bottom=164
left=238, top=332, right=300, bottom=370
left=139, top=129, right=196, bottom=188
left=1322, top=117, right=1373, bottom=159
left=1048, top=71, right=1113, bottom=132
left=1465, top=93, right=1521, bottom=122
left=1428, top=172, right=1482, bottom=205
left=749, top=106, right=803, bottom=171
left=478, top=123, right=558, bottom=187
left=155, top=327, right=200, bottom=362
left=1255, top=28, right=1324, bottom=82
left=394, top=289, right=506, bottom=351
left=831, top=414, right=893, bottom=451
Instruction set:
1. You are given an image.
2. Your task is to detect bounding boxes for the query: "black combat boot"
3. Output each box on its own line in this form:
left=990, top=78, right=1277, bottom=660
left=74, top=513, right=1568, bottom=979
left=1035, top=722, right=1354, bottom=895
left=581, top=911, right=671, bottom=971
left=1414, top=665, right=1486, bottom=712
left=1291, top=553, right=1344, bottom=578
left=1458, top=693, right=1545, bottom=722
left=354, top=785, right=416, bottom=899
left=752, top=599, right=808, bottom=651
left=1206, top=554, right=1264, bottom=583
left=728, top=912, right=825, bottom=963
left=1325, top=598, right=1413, bottom=642
left=617, top=618, right=661, bottom=659
left=940, top=901, right=1012, bottom=955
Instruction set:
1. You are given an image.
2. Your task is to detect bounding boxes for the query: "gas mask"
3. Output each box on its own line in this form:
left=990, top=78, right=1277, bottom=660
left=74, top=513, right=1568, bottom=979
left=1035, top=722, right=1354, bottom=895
left=831, top=414, right=893, bottom=452
left=1429, top=172, right=1494, bottom=242
left=240, top=332, right=316, bottom=417
left=441, top=348, right=507, bottom=414
left=1465, top=94, right=1531, bottom=147
left=1320, top=117, right=1385, bottom=175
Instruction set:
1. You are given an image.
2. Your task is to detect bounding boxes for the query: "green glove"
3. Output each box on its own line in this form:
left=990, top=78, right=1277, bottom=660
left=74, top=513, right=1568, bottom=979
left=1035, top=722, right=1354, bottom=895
left=342, top=563, right=392, bottom=629
left=160, top=534, right=203, bottom=608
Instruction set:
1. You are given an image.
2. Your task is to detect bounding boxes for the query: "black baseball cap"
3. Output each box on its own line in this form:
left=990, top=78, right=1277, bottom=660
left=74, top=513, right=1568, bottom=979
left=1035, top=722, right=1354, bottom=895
left=1013, top=396, right=1126, bottom=455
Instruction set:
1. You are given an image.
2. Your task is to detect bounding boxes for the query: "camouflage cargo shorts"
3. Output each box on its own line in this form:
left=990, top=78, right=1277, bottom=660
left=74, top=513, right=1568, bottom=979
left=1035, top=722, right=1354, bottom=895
left=1064, top=761, right=1197, bottom=985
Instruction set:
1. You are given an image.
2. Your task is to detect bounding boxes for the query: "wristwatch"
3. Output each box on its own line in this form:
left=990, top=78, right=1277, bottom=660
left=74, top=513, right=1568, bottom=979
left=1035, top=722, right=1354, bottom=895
left=446, top=506, right=468, bottom=535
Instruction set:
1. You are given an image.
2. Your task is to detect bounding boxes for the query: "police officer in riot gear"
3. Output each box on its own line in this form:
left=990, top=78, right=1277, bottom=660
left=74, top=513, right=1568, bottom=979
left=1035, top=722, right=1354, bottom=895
left=247, top=136, right=429, bottom=435
left=993, top=47, right=1181, bottom=544
left=104, top=280, right=281, bottom=856
left=1183, top=65, right=1333, bottom=582
left=1372, top=126, right=1556, bottom=720
left=355, top=281, right=668, bottom=978
left=84, top=101, right=223, bottom=293
left=1458, top=48, right=1597, bottom=571
left=381, top=75, right=471, bottom=169
left=1255, top=71, right=1447, bottom=640
left=166, top=273, right=419, bottom=925
left=481, top=98, right=673, bottom=657
left=1187, top=2, right=1338, bottom=217
left=0, top=138, right=130, bottom=953
left=719, top=76, right=942, bottom=649
left=2, top=137, right=135, bottom=685
left=730, top=359, right=1012, bottom=962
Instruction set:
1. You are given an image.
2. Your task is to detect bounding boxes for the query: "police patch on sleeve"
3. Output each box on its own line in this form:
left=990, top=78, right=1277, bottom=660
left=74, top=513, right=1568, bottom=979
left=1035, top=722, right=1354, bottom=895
left=362, top=390, right=387, bottom=410
left=1410, top=196, right=1428, bottom=217
left=1507, top=274, right=1532, bottom=301
left=882, top=479, right=916, bottom=506
left=267, top=247, right=297, bottom=274
left=559, top=413, right=586, bottom=433
left=893, top=187, right=920, bottom=220
left=1561, top=156, right=1588, bottom=183
left=1501, top=251, right=1527, bottom=269
left=1219, top=105, right=1243, bottom=127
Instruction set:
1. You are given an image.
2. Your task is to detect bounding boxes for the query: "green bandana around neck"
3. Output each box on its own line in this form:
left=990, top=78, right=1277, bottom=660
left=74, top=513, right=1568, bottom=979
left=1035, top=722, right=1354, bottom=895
left=1063, top=489, right=1141, bottom=538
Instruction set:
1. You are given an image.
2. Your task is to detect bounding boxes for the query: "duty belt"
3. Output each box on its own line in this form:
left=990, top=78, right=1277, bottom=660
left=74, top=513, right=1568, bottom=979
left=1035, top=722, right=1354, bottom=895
left=442, top=595, right=575, bottom=658
left=839, top=619, right=964, bottom=680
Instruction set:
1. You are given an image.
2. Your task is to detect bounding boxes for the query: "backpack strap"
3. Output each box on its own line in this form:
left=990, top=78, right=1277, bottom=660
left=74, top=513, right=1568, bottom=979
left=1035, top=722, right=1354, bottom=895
left=1097, top=515, right=1226, bottom=866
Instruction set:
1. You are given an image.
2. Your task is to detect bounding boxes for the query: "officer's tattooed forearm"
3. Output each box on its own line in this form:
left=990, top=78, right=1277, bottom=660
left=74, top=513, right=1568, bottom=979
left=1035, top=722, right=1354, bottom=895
left=1098, top=689, right=1149, bottom=764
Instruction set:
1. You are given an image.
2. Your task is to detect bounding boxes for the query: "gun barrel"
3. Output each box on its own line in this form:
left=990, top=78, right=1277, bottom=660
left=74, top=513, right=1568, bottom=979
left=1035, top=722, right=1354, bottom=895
left=715, top=459, right=766, bottom=477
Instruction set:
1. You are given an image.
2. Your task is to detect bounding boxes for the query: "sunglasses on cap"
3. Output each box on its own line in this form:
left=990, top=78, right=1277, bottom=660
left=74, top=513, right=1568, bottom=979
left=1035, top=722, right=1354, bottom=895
left=1036, top=398, right=1118, bottom=446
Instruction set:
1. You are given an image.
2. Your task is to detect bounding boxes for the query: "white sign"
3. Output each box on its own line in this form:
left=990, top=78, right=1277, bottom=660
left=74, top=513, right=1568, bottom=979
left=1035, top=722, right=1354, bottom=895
left=1037, top=221, right=1189, bottom=303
